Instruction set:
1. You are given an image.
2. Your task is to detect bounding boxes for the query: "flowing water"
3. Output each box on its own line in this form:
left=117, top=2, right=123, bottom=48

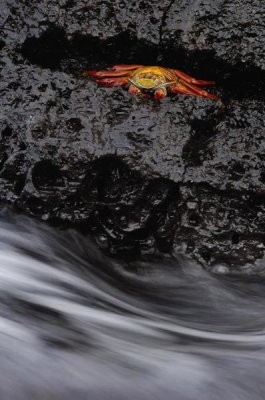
left=0, top=209, right=265, bottom=399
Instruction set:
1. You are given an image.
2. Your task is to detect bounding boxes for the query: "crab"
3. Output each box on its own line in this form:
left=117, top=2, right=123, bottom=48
left=83, top=64, right=220, bottom=101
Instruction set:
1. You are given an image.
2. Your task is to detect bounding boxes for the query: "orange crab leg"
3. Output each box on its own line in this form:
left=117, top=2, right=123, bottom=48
left=172, top=69, right=215, bottom=86
left=94, top=77, right=129, bottom=87
left=111, top=64, right=144, bottom=71
left=171, top=82, right=202, bottom=97
left=83, top=64, right=143, bottom=78
left=172, top=82, right=219, bottom=100
left=83, top=69, right=132, bottom=78
left=180, top=80, right=220, bottom=100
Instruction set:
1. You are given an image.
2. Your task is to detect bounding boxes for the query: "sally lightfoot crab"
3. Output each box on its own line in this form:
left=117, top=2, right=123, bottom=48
left=83, top=65, right=220, bottom=101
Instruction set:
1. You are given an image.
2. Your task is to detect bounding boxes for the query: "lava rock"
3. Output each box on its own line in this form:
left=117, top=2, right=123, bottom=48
left=0, top=0, right=173, bottom=45
left=0, top=0, right=265, bottom=269
left=162, top=0, right=265, bottom=71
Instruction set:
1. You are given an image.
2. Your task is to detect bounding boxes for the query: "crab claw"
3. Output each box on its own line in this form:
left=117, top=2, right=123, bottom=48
left=128, top=85, right=151, bottom=98
left=154, top=87, right=167, bottom=100
left=128, top=84, right=142, bottom=96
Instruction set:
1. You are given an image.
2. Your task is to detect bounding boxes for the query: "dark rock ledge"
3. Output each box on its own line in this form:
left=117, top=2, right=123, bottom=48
left=0, top=0, right=264, bottom=271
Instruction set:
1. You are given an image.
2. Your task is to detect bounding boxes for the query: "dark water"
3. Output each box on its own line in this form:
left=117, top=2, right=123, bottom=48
left=0, top=210, right=265, bottom=399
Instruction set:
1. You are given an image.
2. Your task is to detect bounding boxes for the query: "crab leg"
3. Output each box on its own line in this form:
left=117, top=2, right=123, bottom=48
left=111, top=64, right=144, bottom=71
left=181, top=79, right=220, bottom=100
left=172, top=81, right=219, bottom=100
left=94, top=77, right=129, bottom=87
left=172, top=69, right=215, bottom=86
left=84, top=64, right=143, bottom=78
left=83, top=69, right=132, bottom=78
left=171, top=82, right=201, bottom=97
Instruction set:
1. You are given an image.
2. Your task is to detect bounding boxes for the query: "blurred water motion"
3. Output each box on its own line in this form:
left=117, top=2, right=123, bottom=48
left=0, top=209, right=264, bottom=399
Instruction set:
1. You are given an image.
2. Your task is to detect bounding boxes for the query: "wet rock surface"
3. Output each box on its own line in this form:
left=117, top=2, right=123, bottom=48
left=0, top=0, right=265, bottom=270
left=162, top=0, right=265, bottom=71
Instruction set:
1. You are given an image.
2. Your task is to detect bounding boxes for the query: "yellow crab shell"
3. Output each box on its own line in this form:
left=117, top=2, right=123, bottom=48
left=128, top=66, right=177, bottom=93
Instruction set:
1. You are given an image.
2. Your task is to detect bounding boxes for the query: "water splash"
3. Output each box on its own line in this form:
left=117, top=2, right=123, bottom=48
left=0, top=209, right=264, bottom=399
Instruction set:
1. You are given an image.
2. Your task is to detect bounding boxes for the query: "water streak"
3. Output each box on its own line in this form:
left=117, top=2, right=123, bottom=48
left=0, top=209, right=264, bottom=399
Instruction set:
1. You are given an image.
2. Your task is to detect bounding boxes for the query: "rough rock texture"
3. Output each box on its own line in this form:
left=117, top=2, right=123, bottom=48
left=0, top=0, right=265, bottom=271
left=0, top=0, right=172, bottom=45
left=163, top=0, right=265, bottom=70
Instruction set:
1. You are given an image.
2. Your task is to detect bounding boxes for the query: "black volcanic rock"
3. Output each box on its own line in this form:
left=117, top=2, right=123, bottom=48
left=0, top=0, right=265, bottom=270
left=162, top=0, right=265, bottom=70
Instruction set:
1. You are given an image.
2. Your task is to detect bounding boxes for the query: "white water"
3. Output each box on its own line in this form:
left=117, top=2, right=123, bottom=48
left=0, top=210, right=265, bottom=399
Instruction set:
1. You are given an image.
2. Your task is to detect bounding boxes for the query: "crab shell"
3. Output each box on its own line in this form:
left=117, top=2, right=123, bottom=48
left=127, top=66, right=178, bottom=99
left=84, top=65, right=220, bottom=101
